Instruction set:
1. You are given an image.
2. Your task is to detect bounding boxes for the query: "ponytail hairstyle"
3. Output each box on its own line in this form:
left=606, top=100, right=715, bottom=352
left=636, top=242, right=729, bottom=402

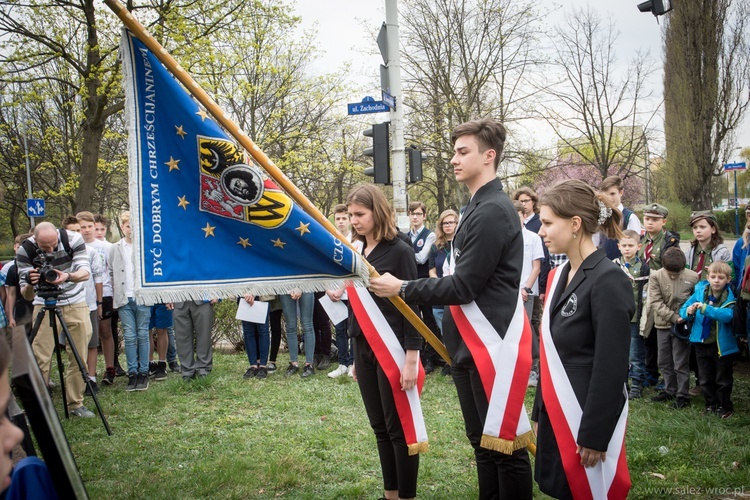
left=539, top=179, right=623, bottom=240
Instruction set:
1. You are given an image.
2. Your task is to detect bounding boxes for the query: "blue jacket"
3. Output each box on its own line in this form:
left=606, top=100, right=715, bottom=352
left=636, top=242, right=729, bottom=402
left=731, top=238, right=749, bottom=290
left=679, top=281, right=739, bottom=357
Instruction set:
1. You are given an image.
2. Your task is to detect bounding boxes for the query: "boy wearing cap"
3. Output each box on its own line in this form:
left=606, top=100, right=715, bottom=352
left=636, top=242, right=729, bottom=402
left=638, top=204, right=680, bottom=270
left=639, top=203, right=681, bottom=388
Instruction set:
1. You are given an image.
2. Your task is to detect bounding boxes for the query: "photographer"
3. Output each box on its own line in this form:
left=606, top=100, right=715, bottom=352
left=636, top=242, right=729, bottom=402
left=16, top=222, right=94, bottom=418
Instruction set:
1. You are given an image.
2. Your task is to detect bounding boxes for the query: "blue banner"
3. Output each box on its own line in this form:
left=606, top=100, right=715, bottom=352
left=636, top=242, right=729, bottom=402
left=121, top=30, right=366, bottom=305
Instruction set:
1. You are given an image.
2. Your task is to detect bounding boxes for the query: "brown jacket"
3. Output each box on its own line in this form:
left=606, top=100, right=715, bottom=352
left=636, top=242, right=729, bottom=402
left=645, top=268, right=699, bottom=331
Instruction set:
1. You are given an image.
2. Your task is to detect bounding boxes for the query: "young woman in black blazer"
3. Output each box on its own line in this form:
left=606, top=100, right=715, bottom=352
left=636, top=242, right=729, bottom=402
left=532, top=179, right=635, bottom=499
left=347, top=184, right=422, bottom=500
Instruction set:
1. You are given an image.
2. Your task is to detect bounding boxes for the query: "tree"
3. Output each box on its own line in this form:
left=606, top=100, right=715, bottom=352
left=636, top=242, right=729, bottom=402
left=400, top=0, right=546, bottom=213
left=540, top=7, right=656, bottom=189
left=534, top=151, right=645, bottom=207
left=663, top=0, right=750, bottom=209
left=0, top=0, right=355, bottom=232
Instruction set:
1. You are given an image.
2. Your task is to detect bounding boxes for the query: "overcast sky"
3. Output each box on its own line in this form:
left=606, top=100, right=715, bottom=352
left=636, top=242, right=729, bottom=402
left=292, top=0, right=749, bottom=160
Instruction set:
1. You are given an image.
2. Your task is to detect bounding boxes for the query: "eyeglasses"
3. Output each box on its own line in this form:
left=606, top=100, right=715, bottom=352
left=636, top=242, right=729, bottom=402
left=442, top=221, right=457, bottom=226
left=518, top=199, right=533, bottom=204
left=410, top=212, right=424, bottom=217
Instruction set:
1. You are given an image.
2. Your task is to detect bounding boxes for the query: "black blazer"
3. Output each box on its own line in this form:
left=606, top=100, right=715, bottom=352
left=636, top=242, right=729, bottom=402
left=350, top=236, right=422, bottom=351
left=406, top=178, right=523, bottom=365
left=531, top=248, right=634, bottom=497
left=523, top=212, right=550, bottom=291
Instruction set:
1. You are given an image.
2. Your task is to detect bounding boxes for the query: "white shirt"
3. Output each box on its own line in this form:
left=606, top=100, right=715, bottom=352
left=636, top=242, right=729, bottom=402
left=521, top=228, right=545, bottom=295
left=88, top=239, right=113, bottom=297
left=619, top=203, right=643, bottom=234
left=409, top=225, right=436, bottom=265
left=84, top=246, right=104, bottom=311
left=123, top=241, right=134, bottom=298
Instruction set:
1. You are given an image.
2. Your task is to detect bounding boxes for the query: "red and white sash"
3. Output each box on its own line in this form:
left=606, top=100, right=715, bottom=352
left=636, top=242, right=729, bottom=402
left=540, top=267, right=630, bottom=499
left=449, top=293, right=534, bottom=453
left=347, top=286, right=429, bottom=455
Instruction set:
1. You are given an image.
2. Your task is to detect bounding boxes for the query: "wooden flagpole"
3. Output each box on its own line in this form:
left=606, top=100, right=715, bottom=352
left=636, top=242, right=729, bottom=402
left=104, top=0, right=450, bottom=365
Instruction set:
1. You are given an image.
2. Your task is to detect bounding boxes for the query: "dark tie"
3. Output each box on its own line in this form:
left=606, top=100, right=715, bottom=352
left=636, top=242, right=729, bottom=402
left=644, top=240, right=653, bottom=263
left=695, top=252, right=706, bottom=275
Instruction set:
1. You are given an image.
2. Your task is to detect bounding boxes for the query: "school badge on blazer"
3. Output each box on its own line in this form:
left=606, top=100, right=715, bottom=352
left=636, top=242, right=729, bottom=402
left=561, top=294, right=578, bottom=317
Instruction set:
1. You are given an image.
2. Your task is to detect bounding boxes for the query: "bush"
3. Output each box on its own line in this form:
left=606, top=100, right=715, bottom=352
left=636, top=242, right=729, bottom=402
left=211, top=299, right=243, bottom=352
left=661, top=201, right=693, bottom=234
left=714, top=209, right=743, bottom=236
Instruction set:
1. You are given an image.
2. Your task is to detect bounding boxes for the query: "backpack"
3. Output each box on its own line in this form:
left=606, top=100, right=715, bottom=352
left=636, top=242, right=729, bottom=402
left=621, top=207, right=634, bottom=230
left=20, top=229, right=74, bottom=262
left=661, top=230, right=680, bottom=253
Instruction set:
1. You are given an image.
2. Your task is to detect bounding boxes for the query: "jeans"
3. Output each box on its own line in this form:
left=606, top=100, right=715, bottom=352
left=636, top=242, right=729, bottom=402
left=432, top=306, right=444, bottom=334
left=167, top=325, right=177, bottom=363
left=242, top=310, right=270, bottom=366
left=280, top=293, right=315, bottom=364
left=118, top=298, right=151, bottom=375
left=628, top=323, right=647, bottom=386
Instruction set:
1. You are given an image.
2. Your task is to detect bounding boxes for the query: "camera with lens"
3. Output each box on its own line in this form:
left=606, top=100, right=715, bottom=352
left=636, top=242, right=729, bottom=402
left=32, top=249, right=62, bottom=297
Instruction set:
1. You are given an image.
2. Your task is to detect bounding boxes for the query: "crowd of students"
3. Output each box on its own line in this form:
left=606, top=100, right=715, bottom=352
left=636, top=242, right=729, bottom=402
left=0, top=117, right=746, bottom=498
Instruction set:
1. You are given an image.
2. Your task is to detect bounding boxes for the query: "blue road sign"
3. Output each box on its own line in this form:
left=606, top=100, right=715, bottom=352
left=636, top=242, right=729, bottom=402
left=347, top=96, right=388, bottom=115
left=27, top=198, right=45, bottom=217
left=382, top=91, right=395, bottom=110
left=724, top=162, right=747, bottom=171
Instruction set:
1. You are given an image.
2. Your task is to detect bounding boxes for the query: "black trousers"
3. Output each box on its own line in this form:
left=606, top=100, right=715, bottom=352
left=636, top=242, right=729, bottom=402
left=452, top=360, right=533, bottom=500
left=312, top=291, right=331, bottom=357
left=418, top=304, right=444, bottom=365
left=694, top=343, right=734, bottom=410
left=644, top=327, right=660, bottom=381
left=268, top=308, right=283, bottom=363
left=354, top=334, right=419, bottom=498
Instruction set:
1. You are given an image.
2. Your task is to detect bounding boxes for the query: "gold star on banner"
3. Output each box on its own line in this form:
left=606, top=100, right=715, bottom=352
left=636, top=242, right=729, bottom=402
left=237, top=237, right=252, bottom=249
left=177, top=195, right=190, bottom=210
left=296, top=222, right=311, bottom=236
left=272, top=238, right=286, bottom=249
left=165, top=156, right=180, bottom=171
left=196, top=109, right=210, bottom=121
left=175, top=125, right=187, bottom=139
left=202, top=223, right=216, bottom=237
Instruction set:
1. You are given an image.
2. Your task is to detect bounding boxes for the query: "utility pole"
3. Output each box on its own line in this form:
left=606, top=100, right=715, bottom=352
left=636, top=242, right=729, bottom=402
left=19, top=91, right=35, bottom=228
left=384, top=0, right=407, bottom=229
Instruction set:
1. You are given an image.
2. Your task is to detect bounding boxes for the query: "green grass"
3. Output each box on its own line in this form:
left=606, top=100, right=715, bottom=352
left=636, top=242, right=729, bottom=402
left=53, top=353, right=750, bottom=499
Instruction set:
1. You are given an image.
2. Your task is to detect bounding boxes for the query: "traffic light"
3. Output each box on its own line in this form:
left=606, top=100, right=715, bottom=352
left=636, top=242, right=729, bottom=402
left=408, top=146, right=426, bottom=183
left=637, top=0, right=672, bottom=16
left=363, top=122, right=390, bottom=185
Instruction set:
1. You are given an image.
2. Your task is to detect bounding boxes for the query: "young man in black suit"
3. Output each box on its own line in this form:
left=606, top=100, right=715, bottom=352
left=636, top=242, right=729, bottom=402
left=370, top=118, right=532, bottom=499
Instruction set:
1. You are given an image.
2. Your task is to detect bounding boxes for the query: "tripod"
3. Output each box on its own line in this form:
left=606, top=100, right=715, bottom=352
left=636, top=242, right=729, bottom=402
left=30, top=295, right=112, bottom=435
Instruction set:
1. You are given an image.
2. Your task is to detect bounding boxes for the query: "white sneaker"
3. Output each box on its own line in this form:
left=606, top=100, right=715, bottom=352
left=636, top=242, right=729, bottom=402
left=328, top=365, right=348, bottom=379
left=528, top=371, right=538, bottom=387
left=348, top=365, right=355, bottom=377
